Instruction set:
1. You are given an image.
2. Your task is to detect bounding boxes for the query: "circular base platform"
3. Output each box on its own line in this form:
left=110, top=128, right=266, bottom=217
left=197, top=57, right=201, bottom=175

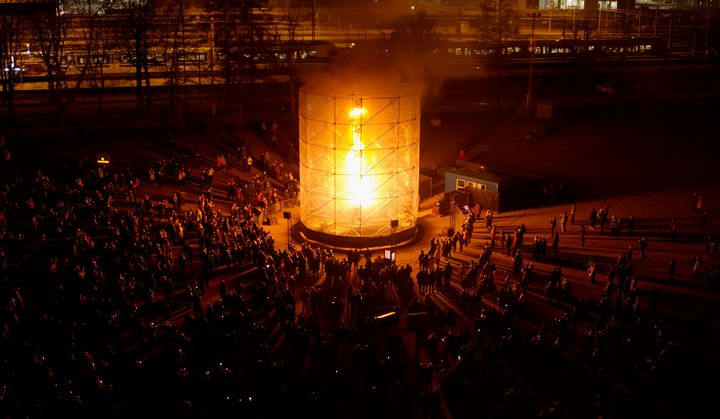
left=294, top=222, right=423, bottom=252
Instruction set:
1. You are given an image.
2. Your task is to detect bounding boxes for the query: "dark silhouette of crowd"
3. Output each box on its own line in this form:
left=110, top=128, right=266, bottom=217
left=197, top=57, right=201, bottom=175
left=1, top=129, right=719, bottom=419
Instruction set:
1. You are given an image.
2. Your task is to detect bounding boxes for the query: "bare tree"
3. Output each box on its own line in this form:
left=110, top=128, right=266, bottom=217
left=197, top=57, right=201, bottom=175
left=206, top=1, right=268, bottom=117
left=286, top=13, right=300, bottom=123
left=68, top=0, right=115, bottom=111
left=471, top=2, right=496, bottom=41
left=159, top=0, right=187, bottom=113
left=0, top=13, right=24, bottom=120
left=32, top=0, right=88, bottom=125
left=391, top=8, right=437, bottom=48
left=263, top=6, right=302, bottom=121
left=206, top=0, right=240, bottom=89
left=469, top=1, right=518, bottom=46
left=119, top=0, right=158, bottom=108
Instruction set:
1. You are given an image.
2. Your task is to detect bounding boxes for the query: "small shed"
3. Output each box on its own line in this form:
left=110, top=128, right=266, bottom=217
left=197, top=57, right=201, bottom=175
left=444, top=161, right=545, bottom=212
left=418, top=174, right=433, bottom=200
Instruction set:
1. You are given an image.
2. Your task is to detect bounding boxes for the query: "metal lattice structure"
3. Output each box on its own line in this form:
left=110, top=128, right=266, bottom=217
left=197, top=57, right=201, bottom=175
left=299, top=83, right=420, bottom=239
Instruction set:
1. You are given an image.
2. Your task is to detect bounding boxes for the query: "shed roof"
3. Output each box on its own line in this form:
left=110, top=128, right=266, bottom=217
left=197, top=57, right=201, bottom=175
left=445, top=166, right=510, bottom=185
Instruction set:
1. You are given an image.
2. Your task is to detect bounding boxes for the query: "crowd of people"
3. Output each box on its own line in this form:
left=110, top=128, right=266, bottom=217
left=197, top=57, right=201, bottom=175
left=1, top=123, right=718, bottom=419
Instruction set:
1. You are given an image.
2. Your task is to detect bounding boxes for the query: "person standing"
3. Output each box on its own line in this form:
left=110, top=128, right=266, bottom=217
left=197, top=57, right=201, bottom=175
left=589, top=208, right=597, bottom=229
left=552, top=232, right=560, bottom=256
left=580, top=224, right=586, bottom=247
left=570, top=203, right=576, bottom=225
left=550, top=216, right=557, bottom=237
left=667, top=259, right=675, bottom=282
left=670, top=219, right=677, bottom=241
left=639, top=237, right=648, bottom=260
left=0, top=135, right=10, bottom=162
left=517, top=224, right=527, bottom=248
left=696, top=194, right=703, bottom=213
left=561, top=212, right=568, bottom=234
left=588, top=260, right=597, bottom=284
left=692, top=256, right=700, bottom=279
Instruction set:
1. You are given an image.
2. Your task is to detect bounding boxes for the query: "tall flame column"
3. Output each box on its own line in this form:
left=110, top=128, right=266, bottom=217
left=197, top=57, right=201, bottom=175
left=299, top=83, right=420, bottom=243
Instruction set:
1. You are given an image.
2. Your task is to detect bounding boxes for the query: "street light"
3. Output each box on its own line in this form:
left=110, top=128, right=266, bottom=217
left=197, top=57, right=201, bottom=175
left=526, top=12, right=538, bottom=111
left=311, top=0, right=317, bottom=40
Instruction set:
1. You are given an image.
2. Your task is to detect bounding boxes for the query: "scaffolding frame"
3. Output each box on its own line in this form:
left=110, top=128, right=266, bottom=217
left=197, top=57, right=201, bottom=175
left=299, top=83, right=420, bottom=238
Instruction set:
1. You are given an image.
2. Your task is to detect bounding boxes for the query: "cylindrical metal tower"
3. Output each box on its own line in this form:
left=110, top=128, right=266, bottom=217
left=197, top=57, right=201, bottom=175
left=298, top=82, right=420, bottom=245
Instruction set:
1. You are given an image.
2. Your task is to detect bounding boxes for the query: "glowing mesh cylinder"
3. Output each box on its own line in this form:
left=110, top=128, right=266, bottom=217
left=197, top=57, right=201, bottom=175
left=299, top=83, right=420, bottom=239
